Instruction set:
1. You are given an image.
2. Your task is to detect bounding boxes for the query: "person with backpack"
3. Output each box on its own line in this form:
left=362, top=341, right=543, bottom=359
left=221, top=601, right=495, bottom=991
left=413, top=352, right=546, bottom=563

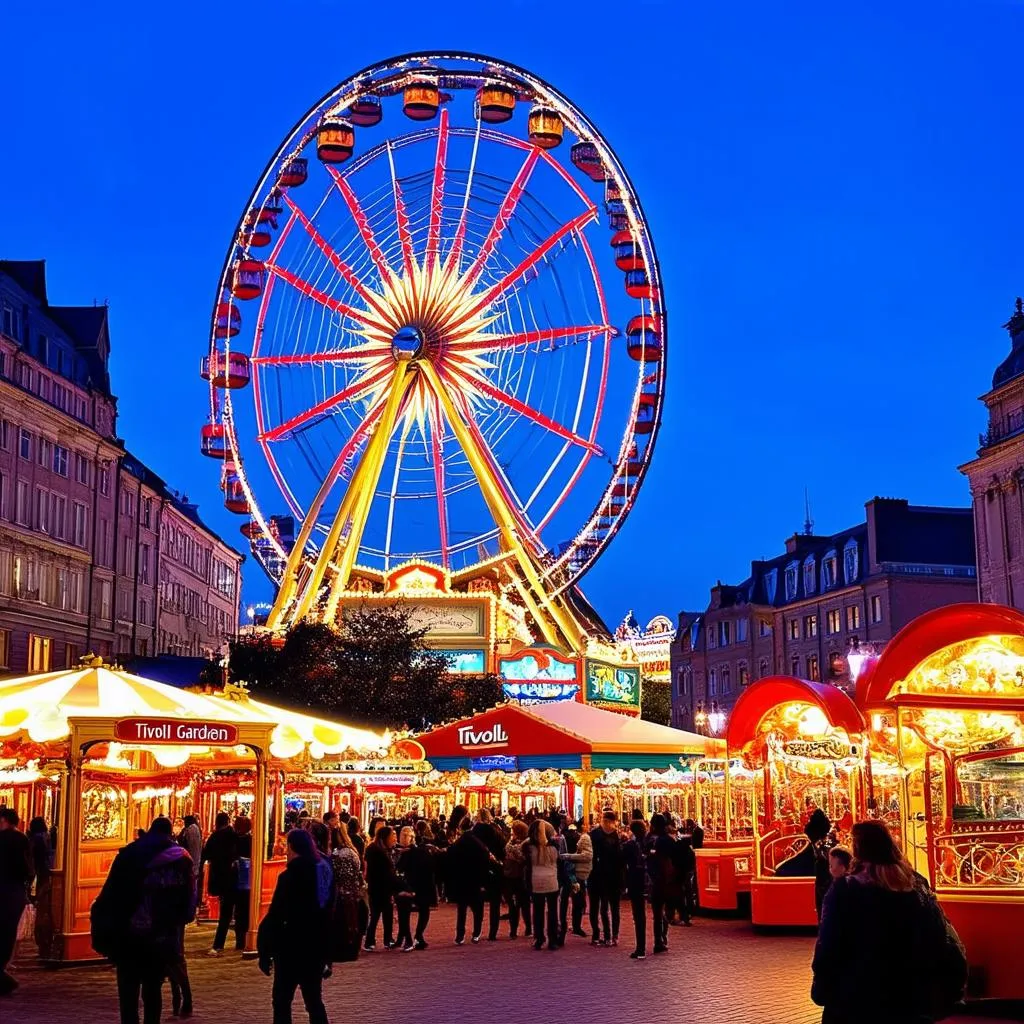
left=812, top=820, right=967, bottom=1024
left=201, top=812, right=239, bottom=956
left=502, top=820, right=531, bottom=939
left=258, top=829, right=332, bottom=1024
left=90, top=817, right=196, bottom=1024
left=645, top=813, right=676, bottom=954
left=623, top=819, right=649, bottom=959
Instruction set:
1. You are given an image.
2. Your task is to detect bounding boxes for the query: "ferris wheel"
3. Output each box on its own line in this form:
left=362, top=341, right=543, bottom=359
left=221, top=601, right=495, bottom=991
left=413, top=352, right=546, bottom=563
left=201, top=52, right=666, bottom=650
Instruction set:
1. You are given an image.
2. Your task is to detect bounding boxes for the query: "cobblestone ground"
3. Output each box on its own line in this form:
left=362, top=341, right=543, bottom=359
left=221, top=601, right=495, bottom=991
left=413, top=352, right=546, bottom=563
left=5, top=908, right=1012, bottom=1024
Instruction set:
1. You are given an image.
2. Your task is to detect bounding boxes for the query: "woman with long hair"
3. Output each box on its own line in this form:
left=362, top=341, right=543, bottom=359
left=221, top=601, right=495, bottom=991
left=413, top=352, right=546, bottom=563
left=257, top=829, right=332, bottom=1024
left=326, top=820, right=366, bottom=965
left=812, top=820, right=966, bottom=1024
left=524, top=820, right=560, bottom=951
left=502, top=820, right=531, bottom=940
left=363, top=825, right=399, bottom=950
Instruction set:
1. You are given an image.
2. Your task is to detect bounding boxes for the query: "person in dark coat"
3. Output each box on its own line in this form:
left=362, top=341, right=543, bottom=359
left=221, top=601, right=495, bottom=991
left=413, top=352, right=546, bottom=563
left=623, top=820, right=649, bottom=960
left=90, top=817, right=196, bottom=1024
left=776, top=808, right=831, bottom=878
left=645, top=814, right=675, bottom=952
left=471, top=809, right=506, bottom=941
left=201, top=812, right=240, bottom=955
left=258, top=829, right=332, bottom=1024
left=671, top=834, right=697, bottom=925
left=363, top=826, right=399, bottom=950
left=446, top=818, right=491, bottom=944
left=812, top=820, right=967, bottom=1024
left=395, top=824, right=435, bottom=950
left=0, top=808, right=34, bottom=997
left=588, top=810, right=625, bottom=946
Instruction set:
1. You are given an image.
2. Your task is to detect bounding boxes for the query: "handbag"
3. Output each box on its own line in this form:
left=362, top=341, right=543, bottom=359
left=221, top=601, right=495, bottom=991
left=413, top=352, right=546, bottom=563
left=17, top=902, right=36, bottom=942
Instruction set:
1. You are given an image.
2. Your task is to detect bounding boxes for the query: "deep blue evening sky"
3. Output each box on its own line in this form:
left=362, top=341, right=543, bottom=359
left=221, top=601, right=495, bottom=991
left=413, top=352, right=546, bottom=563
left=3, top=1, right=1023, bottom=629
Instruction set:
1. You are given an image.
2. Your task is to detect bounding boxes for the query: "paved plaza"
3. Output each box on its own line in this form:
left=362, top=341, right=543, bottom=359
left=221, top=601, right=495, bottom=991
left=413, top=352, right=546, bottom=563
left=5, top=907, right=1010, bottom=1024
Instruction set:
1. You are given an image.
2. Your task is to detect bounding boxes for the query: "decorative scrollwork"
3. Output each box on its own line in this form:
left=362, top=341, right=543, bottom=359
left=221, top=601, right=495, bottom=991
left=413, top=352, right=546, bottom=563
left=934, top=829, right=1024, bottom=888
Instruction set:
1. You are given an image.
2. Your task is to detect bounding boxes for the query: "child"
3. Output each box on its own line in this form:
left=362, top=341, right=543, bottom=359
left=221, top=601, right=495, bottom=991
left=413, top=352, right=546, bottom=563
left=828, top=846, right=852, bottom=880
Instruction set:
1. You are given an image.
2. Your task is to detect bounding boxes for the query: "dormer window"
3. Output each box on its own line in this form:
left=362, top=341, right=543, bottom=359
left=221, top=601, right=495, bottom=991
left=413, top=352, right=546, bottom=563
left=764, top=568, right=778, bottom=604
left=822, top=550, right=838, bottom=589
left=784, top=560, right=799, bottom=601
left=803, top=556, right=816, bottom=595
left=843, top=539, right=859, bottom=584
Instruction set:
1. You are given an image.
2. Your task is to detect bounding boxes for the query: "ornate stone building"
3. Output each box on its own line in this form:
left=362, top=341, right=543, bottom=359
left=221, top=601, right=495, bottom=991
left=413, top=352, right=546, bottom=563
left=0, top=260, right=243, bottom=673
left=959, top=298, right=1024, bottom=609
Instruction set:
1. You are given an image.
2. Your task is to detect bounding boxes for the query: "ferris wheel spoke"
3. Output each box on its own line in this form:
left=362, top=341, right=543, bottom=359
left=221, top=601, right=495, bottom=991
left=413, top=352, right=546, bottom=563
left=282, top=194, right=394, bottom=324
left=265, top=262, right=383, bottom=332
left=426, top=108, right=450, bottom=273
left=383, top=418, right=414, bottom=570
left=430, top=393, right=449, bottom=568
left=448, top=207, right=599, bottom=333
left=260, top=363, right=393, bottom=442
left=386, top=142, right=417, bottom=285
left=252, top=344, right=392, bottom=368
left=447, top=323, right=613, bottom=355
left=441, top=362, right=604, bottom=457
left=329, top=168, right=400, bottom=287
left=462, top=148, right=540, bottom=287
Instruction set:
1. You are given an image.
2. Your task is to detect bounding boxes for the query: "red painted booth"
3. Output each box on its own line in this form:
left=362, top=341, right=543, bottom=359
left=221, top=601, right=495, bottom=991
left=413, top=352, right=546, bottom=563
left=858, top=603, right=1024, bottom=1000
left=727, top=677, right=868, bottom=927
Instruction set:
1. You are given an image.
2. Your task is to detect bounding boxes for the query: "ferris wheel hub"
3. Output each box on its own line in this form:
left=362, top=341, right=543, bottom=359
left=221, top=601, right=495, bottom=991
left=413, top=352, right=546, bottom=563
left=391, top=324, right=425, bottom=362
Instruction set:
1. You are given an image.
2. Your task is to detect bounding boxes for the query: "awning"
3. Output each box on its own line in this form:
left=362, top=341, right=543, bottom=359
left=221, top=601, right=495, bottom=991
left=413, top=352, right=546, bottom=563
left=417, top=700, right=722, bottom=772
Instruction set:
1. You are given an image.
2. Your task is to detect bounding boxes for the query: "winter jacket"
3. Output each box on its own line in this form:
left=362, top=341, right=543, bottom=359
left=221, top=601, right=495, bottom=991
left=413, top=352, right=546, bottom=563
left=178, top=824, right=202, bottom=877
left=257, top=855, right=332, bottom=969
left=812, top=873, right=967, bottom=1022
left=588, top=827, right=625, bottom=892
left=0, top=827, right=34, bottom=894
left=91, top=834, right=195, bottom=963
left=201, top=826, right=238, bottom=897
left=563, top=831, right=593, bottom=882
left=445, top=831, right=490, bottom=903
left=524, top=842, right=559, bottom=894
left=397, top=842, right=435, bottom=905
left=365, top=841, right=399, bottom=902
left=623, top=837, right=648, bottom=895
left=645, top=832, right=678, bottom=896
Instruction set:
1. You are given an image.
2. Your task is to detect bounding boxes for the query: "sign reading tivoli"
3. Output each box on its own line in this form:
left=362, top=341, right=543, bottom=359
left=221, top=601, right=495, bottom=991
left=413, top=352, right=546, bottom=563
left=457, top=723, right=509, bottom=749
left=115, top=718, right=239, bottom=745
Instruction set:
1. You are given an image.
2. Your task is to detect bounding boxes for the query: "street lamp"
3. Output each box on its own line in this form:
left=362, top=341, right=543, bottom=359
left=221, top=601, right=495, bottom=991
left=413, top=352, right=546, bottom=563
left=846, top=636, right=877, bottom=682
left=694, top=700, right=726, bottom=736
left=708, top=701, right=726, bottom=735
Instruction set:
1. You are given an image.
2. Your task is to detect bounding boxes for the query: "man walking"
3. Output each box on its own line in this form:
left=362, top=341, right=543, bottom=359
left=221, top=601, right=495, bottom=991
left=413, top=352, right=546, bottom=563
left=0, top=808, right=34, bottom=997
left=202, top=812, right=239, bottom=955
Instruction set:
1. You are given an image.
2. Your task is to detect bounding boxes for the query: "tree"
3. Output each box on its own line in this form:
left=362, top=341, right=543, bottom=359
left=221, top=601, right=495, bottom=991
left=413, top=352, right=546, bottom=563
left=640, top=678, right=672, bottom=727
left=228, top=604, right=502, bottom=731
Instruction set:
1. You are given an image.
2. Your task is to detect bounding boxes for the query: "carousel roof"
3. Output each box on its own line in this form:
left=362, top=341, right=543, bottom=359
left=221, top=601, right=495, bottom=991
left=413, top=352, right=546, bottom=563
left=519, top=700, right=719, bottom=755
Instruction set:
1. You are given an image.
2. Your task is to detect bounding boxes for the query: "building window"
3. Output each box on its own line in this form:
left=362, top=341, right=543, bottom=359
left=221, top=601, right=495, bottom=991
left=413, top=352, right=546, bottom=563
left=827, top=609, right=841, bottom=634
left=718, top=621, right=731, bottom=647
left=0, top=629, right=9, bottom=668
left=100, top=580, right=112, bottom=620
left=822, top=550, right=838, bottom=589
left=2, top=303, right=22, bottom=341
left=869, top=595, right=883, bottom=623
left=758, top=618, right=772, bottom=637
left=140, top=543, right=151, bottom=584
left=846, top=605, right=861, bottom=630
left=804, top=614, right=818, bottom=638
left=35, top=486, right=49, bottom=533
left=18, top=428, right=31, bottom=461
left=721, top=666, right=732, bottom=693
left=707, top=627, right=717, bottom=650
left=708, top=669, right=718, bottom=696
left=15, top=480, right=28, bottom=525
left=64, top=643, right=77, bottom=669
left=121, top=490, right=134, bottom=517
left=736, top=618, right=748, bottom=642
left=788, top=619, right=800, bottom=640
left=28, top=635, right=52, bottom=673
left=37, top=437, right=52, bottom=470
left=808, top=654, right=820, bottom=681
left=844, top=539, right=859, bottom=584
left=75, top=453, right=89, bottom=484
left=785, top=561, right=799, bottom=600
left=52, top=444, right=68, bottom=477
left=0, top=420, right=8, bottom=450
left=122, top=535, right=134, bottom=575
left=803, top=556, right=816, bottom=595
left=51, top=494, right=66, bottom=540
left=738, top=663, right=749, bottom=687
left=100, top=463, right=111, bottom=496
left=72, top=502, right=87, bottom=547
left=142, top=497, right=152, bottom=528
left=758, top=657, right=769, bottom=678
left=790, top=655, right=800, bottom=676
left=764, top=568, right=778, bottom=604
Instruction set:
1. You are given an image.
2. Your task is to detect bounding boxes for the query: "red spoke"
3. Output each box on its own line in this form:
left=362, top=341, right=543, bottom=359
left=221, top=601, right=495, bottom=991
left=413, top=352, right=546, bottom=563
left=282, top=194, right=393, bottom=324
left=462, top=149, right=540, bottom=287
left=329, top=167, right=398, bottom=287
left=447, top=323, right=613, bottom=354
left=442, top=362, right=603, bottom=456
left=387, top=142, right=417, bottom=283
left=448, top=207, right=598, bottom=332
left=252, top=345, right=391, bottom=367
left=430, top=394, right=449, bottom=568
left=426, top=108, right=449, bottom=273
left=266, top=263, right=379, bottom=329
left=260, top=364, right=393, bottom=442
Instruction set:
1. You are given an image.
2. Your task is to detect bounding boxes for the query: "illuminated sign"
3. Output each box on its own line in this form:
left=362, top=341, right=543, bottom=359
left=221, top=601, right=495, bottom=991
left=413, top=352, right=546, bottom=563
left=437, top=649, right=486, bottom=674
left=361, top=774, right=416, bottom=787
left=114, top=719, right=239, bottom=745
left=470, top=755, right=519, bottom=772
left=407, top=603, right=484, bottom=637
left=782, top=736, right=857, bottom=760
left=500, top=649, right=577, bottom=681
left=458, top=723, right=509, bottom=749
left=503, top=682, right=580, bottom=704
left=585, top=661, right=641, bottom=707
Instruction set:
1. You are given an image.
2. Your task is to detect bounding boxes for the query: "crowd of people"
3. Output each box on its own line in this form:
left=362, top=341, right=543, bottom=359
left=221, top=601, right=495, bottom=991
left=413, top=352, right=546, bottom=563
left=0, top=799, right=971, bottom=1024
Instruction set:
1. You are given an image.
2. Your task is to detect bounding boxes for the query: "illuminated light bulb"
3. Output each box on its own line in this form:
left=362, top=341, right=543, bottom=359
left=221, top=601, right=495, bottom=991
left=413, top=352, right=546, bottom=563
left=270, top=724, right=305, bottom=760
left=0, top=707, right=29, bottom=737
left=309, top=741, right=326, bottom=761
left=797, top=707, right=829, bottom=737
left=152, top=746, right=191, bottom=768
left=27, top=708, right=70, bottom=743
left=313, top=724, right=343, bottom=750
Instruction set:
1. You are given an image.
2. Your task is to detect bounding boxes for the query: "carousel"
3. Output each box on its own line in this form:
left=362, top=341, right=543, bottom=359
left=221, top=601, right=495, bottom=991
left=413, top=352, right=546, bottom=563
left=857, top=603, right=1024, bottom=999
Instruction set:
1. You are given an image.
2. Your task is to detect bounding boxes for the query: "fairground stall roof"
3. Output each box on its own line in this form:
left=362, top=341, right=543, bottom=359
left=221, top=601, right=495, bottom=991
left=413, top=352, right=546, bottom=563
left=418, top=700, right=722, bottom=772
